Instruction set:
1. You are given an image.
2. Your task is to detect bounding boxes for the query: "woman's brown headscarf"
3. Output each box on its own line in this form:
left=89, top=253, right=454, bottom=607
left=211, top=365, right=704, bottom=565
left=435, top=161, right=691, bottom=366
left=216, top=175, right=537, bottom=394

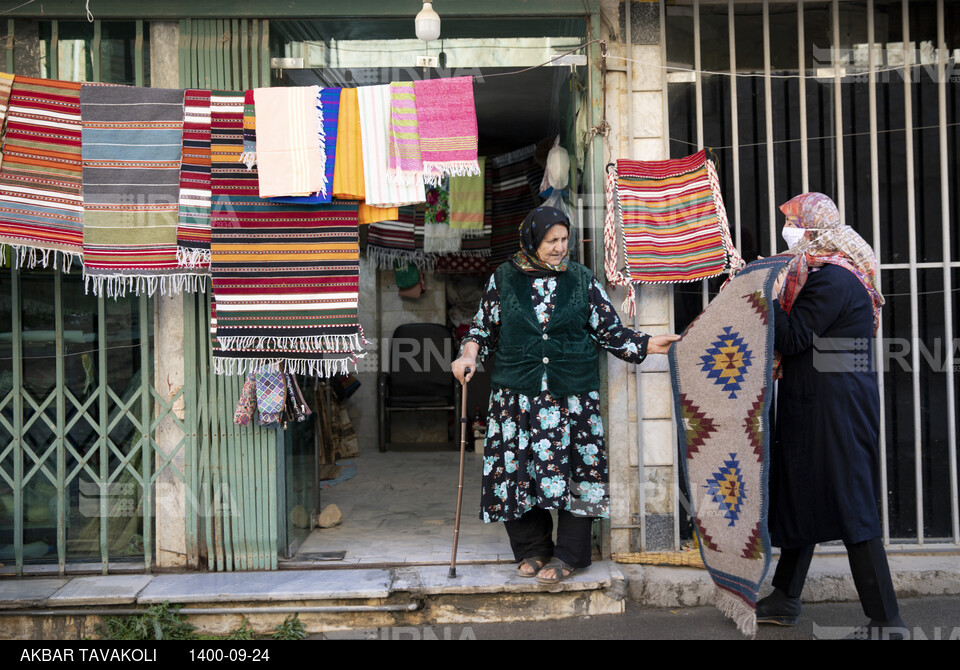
left=777, top=192, right=884, bottom=335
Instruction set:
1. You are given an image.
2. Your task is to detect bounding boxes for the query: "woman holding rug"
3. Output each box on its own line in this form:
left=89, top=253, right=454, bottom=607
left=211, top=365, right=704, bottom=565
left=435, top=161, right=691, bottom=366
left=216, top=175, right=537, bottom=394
left=759, top=192, right=906, bottom=636
left=451, top=206, right=678, bottom=584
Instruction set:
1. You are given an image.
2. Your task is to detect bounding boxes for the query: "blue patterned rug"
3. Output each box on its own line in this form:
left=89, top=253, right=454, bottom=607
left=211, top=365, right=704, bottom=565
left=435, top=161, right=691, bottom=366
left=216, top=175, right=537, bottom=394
left=669, top=255, right=791, bottom=636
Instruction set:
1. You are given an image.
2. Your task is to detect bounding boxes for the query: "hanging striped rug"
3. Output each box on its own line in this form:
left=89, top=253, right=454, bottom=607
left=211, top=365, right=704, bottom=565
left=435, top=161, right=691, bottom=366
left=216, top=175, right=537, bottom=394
left=80, top=85, right=189, bottom=297
left=176, top=88, right=213, bottom=272
left=0, top=77, right=83, bottom=272
left=617, top=150, right=732, bottom=284
left=670, top=255, right=789, bottom=637
left=0, top=72, right=15, bottom=169
left=488, top=145, right=544, bottom=270
left=209, top=91, right=363, bottom=377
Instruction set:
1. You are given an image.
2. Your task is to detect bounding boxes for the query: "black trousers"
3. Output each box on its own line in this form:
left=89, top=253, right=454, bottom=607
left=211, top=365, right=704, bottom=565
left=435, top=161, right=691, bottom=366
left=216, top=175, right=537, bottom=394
left=502, top=506, right=594, bottom=569
left=773, top=537, right=900, bottom=621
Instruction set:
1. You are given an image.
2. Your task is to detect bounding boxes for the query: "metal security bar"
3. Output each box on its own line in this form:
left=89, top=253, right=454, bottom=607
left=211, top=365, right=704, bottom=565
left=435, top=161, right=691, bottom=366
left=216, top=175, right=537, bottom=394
left=662, top=0, right=960, bottom=550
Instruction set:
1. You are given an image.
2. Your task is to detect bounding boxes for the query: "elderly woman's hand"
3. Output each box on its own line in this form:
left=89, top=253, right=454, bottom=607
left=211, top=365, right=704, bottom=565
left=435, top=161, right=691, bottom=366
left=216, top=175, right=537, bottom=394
left=647, top=334, right=681, bottom=355
left=452, top=340, right=480, bottom=384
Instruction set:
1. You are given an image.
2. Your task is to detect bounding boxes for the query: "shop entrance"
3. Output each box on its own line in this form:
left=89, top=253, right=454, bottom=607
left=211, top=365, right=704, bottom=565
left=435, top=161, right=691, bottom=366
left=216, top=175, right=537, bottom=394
left=275, top=61, right=590, bottom=567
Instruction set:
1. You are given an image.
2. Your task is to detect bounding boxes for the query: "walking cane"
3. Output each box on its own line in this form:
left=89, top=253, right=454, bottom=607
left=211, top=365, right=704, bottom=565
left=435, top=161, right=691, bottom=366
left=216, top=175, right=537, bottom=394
left=449, top=366, right=471, bottom=578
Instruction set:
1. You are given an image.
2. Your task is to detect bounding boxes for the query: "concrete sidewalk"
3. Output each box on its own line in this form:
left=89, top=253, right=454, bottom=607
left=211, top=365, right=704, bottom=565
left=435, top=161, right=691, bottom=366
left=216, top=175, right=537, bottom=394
left=0, top=553, right=958, bottom=638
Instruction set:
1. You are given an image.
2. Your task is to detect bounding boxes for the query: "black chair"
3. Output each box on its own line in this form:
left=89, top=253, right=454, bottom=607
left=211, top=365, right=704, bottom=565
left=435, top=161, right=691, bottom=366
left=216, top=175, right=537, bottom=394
left=378, top=323, right=460, bottom=452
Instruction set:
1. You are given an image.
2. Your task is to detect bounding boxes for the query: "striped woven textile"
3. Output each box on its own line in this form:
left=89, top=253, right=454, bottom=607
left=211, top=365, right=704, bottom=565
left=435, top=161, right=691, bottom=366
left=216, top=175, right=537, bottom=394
left=670, top=255, right=788, bottom=636
left=617, top=150, right=731, bottom=284
left=271, top=87, right=342, bottom=206
left=413, top=76, right=480, bottom=183
left=387, top=81, right=422, bottom=184
left=209, top=91, right=363, bottom=377
left=241, top=89, right=257, bottom=167
left=0, top=72, right=15, bottom=169
left=365, top=206, right=422, bottom=269
left=488, top=145, right=544, bottom=270
left=332, top=87, right=398, bottom=225
left=0, top=77, right=83, bottom=272
left=253, top=86, right=326, bottom=199
left=176, top=88, right=213, bottom=271
left=448, top=156, right=485, bottom=234
left=357, top=84, right=425, bottom=207
left=80, top=85, right=188, bottom=297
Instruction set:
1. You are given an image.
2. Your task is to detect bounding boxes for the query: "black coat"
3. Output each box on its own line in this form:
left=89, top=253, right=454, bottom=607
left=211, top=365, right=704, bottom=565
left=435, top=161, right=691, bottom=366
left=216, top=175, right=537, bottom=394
left=771, top=263, right=882, bottom=548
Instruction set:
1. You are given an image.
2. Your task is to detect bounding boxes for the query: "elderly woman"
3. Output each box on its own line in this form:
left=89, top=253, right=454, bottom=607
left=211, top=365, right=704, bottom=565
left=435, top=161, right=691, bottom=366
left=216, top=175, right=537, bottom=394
left=759, top=192, right=906, bottom=635
left=451, top=206, right=677, bottom=584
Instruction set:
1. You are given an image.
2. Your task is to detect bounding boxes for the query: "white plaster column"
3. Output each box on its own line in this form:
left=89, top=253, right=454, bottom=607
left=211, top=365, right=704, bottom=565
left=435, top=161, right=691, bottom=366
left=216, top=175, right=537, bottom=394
left=150, top=22, right=188, bottom=568
left=604, top=3, right=676, bottom=554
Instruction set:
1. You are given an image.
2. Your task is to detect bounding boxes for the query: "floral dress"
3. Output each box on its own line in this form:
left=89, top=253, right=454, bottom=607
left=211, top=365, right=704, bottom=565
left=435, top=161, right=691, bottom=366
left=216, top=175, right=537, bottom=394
left=464, top=272, right=649, bottom=523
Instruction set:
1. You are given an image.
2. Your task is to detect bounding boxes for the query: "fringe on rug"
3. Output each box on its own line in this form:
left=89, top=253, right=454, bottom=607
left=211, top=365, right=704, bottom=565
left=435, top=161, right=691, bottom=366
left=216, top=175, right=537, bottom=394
left=313, top=87, right=328, bottom=199
left=212, top=354, right=358, bottom=378
left=422, top=161, right=480, bottom=185
left=216, top=332, right=364, bottom=354
left=1, top=244, right=80, bottom=274
left=240, top=151, right=257, bottom=170
left=84, top=272, right=208, bottom=298
left=364, top=246, right=431, bottom=271
left=176, top=246, right=212, bottom=269
left=713, top=585, right=758, bottom=638
left=457, top=228, right=489, bottom=239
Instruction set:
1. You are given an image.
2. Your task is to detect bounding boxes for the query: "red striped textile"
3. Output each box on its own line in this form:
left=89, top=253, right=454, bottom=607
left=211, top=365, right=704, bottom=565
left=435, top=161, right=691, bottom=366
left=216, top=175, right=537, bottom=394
left=0, top=77, right=83, bottom=272
left=176, top=89, right=213, bottom=272
left=617, top=150, right=732, bottom=284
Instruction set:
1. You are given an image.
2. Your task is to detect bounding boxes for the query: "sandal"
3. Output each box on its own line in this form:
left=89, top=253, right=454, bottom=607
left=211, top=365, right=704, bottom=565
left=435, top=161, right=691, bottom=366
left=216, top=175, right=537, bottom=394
left=535, top=558, right=580, bottom=584
left=516, top=556, right=551, bottom=578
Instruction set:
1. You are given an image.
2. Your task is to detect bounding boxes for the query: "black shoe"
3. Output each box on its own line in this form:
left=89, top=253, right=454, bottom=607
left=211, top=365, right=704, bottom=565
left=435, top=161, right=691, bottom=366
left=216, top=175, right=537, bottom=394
left=755, top=588, right=802, bottom=626
left=846, top=615, right=909, bottom=640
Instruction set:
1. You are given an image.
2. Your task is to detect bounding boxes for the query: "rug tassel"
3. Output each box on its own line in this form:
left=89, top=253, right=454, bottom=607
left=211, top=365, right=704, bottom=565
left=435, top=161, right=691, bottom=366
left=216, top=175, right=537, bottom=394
left=713, top=585, right=758, bottom=638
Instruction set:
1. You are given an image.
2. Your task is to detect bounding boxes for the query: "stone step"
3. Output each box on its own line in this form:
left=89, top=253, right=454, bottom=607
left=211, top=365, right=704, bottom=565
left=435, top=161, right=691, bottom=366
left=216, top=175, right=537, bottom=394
left=0, top=562, right=627, bottom=639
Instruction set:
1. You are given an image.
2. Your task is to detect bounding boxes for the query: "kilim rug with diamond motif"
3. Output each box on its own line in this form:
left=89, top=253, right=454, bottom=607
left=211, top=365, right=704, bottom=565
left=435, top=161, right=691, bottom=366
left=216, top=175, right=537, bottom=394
left=669, top=254, right=791, bottom=637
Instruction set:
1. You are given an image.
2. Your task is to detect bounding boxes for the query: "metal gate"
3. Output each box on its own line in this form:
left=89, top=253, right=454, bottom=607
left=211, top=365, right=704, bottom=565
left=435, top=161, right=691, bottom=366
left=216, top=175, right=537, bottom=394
left=0, top=17, right=279, bottom=575
left=661, top=0, right=960, bottom=549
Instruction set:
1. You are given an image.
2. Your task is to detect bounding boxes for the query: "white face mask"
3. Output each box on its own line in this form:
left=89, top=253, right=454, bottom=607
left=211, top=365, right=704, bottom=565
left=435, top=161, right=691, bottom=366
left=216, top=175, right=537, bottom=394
left=781, top=227, right=806, bottom=249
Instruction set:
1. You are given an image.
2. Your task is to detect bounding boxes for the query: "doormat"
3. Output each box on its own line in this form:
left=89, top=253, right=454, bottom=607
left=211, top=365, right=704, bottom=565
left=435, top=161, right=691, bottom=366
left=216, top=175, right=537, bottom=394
left=669, top=254, right=790, bottom=637
left=318, top=461, right=357, bottom=490
left=297, top=551, right=347, bottom=561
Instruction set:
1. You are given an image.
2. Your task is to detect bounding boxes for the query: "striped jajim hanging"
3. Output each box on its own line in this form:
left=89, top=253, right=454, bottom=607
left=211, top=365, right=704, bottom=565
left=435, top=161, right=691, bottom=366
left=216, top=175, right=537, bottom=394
left=615, top=150, right=742, bottom=284
left=80, top=85, right=190, bottom=297
left=209, top=91, right=363, bottom=377
left=176, top=88, right=213, bottom=271
left=0, top=77, right=84, bottom=272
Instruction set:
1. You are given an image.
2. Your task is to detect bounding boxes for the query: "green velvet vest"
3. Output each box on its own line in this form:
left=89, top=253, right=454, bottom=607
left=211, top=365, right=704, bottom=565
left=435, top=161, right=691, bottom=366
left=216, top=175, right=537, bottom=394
left=491, top=261, right=600, bottom=397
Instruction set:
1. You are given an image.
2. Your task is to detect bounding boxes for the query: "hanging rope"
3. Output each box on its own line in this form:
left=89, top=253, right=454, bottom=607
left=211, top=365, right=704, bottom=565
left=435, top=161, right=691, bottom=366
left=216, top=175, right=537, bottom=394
left=604, top=164, right=636, bottom=318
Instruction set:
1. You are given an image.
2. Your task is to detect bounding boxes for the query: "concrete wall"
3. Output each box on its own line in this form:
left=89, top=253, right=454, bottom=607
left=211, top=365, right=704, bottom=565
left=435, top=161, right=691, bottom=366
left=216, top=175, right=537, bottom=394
left=603, top=1, right=678, bottom=553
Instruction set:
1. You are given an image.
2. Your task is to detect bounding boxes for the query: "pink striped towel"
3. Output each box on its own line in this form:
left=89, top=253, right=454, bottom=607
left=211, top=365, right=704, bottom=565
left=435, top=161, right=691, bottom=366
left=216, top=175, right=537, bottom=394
left=413, top=76, right=480, bottom=184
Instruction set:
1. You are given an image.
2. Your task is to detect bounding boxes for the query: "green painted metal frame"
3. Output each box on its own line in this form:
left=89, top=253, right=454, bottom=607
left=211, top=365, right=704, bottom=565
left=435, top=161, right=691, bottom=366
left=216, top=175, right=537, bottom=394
left=177, top=17, right=279, bottom=572
left=3, top=0, right=600, bottom=20
left=0, top=18, right=188, bottom=576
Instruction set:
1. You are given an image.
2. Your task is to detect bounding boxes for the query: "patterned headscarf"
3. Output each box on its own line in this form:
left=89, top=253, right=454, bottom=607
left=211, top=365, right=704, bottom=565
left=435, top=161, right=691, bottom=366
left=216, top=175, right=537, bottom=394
left=510, top=206, right=570, bottom=276
left=777, top=192, right=884, bottom=335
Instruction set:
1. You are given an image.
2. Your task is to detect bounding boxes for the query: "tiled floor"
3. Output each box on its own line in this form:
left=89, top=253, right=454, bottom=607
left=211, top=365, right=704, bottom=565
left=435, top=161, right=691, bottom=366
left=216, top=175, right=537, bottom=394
left=291, top=450, right=515, bottom=566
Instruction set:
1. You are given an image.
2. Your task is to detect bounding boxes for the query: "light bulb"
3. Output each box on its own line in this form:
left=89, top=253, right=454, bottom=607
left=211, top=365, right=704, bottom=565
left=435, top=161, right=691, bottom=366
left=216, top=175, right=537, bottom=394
left=415, top=2, right=441, bottom=42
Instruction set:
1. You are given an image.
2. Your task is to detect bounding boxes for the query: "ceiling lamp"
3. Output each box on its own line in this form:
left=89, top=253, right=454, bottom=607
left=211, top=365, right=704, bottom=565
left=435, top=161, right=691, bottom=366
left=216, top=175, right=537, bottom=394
left=415, top=2, right=441, bottom=42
